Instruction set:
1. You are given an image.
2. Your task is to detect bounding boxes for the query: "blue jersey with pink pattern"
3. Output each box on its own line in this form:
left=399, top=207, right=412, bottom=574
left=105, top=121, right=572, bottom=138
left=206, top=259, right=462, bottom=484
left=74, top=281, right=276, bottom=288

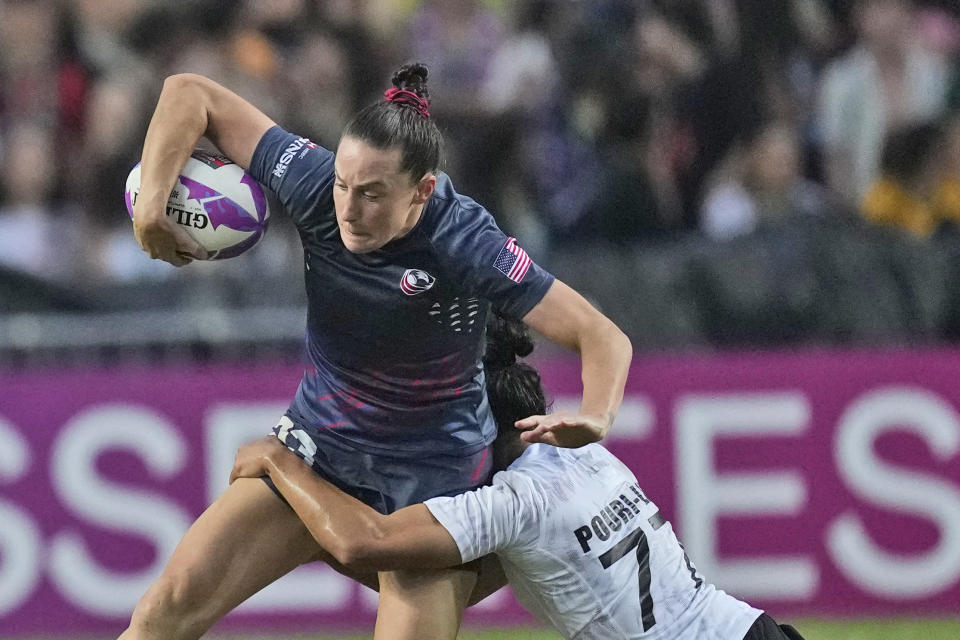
left=249, top=126, right=555, bottom=458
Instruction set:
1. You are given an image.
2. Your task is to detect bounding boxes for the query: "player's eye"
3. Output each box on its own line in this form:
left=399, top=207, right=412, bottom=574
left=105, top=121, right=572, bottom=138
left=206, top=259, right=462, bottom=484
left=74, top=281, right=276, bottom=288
left=363, top=192, right=380, bottom=201
left=335, top=182, right=347, bottom=191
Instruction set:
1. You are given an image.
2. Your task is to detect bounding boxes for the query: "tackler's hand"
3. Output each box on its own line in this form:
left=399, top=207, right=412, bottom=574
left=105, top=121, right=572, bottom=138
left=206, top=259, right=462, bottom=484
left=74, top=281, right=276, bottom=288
left=514, top=412, right=609, bottom=448
left=229, top=436, right=286, bottom=484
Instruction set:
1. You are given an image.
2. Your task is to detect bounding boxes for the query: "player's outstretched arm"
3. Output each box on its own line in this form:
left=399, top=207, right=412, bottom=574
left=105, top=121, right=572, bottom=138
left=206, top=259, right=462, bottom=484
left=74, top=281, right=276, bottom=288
left=230, top=437, right=464, bottom=572
left=134, top=74, right=275, bottom=265
left=519, top=279, right=632, bottom=447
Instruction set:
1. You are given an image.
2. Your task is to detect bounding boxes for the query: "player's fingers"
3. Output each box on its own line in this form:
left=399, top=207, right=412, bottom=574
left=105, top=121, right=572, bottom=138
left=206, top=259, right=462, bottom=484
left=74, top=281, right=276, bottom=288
left=519, top=424, right=551, bottom=442
left=518, top=429, right=537, bottom=442
left=178, top=238, right=208, bottom=261
left=520, top=429, right=559, bottom=446
left=140, top=234, right=182, bottom=264
left=555, top=418, right=591, bottom=430
left=535, top=416, right=569, bottom=431
left=514, top=415, right=546, bottom=429
left=230, top=461, right=257, bottom=483
left=170, top=225, right=209, bottom=260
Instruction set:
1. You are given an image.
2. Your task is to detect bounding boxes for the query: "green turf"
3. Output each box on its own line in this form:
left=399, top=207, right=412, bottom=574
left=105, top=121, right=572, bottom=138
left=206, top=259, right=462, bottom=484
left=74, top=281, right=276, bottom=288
left=789, top=618, right=960, bottom=640
left=221, top=618, right=960, bottom=640
left=19, top=619, right=960, bottom=640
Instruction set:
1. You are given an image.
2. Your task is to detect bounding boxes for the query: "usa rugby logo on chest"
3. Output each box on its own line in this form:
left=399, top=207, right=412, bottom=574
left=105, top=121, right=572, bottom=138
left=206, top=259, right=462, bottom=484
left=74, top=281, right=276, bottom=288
left=400, top=268, right=436, bottom=295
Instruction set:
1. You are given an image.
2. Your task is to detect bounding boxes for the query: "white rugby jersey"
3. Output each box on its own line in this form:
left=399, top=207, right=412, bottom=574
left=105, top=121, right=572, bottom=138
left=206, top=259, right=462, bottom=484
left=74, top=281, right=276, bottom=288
left=425, top=443, right=762, bottom=640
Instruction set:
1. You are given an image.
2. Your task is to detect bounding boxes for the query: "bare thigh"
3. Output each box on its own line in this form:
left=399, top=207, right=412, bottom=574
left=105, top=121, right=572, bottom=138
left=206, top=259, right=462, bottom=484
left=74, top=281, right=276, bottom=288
left=373, top=565, right=479, bottom=640
left=119, top=478, right=323, bottom=640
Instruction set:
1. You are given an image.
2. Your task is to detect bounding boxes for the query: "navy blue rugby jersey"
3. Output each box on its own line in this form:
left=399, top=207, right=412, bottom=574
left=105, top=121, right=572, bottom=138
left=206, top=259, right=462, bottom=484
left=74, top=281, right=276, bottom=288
left=249, top=126, right=555, bottom=457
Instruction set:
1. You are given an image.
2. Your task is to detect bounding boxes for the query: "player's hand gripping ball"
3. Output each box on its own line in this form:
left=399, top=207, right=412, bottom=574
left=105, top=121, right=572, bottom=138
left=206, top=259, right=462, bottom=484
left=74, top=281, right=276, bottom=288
left=125, top=151, right=270, bottom=260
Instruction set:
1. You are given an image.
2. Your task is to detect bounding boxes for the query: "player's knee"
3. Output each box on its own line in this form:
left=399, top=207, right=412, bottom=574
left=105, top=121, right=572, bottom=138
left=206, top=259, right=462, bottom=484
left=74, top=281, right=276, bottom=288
left=128, top=572, right=206, bottom=639
left=128, top=588, right=179, bottom=637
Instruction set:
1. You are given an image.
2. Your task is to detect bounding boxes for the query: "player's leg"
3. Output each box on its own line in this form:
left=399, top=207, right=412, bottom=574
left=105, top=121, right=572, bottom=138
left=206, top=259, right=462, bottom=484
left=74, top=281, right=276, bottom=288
left=372, top=565, right=479, bottom=640
left=363, top=442, right=493, bottom=640
left=118, top=478, right=324, bottom=640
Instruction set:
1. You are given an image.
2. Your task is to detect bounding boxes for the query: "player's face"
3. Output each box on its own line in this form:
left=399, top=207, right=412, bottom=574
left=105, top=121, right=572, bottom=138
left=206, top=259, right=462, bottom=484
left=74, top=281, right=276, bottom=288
left=333, top=136, right=435, bottom=253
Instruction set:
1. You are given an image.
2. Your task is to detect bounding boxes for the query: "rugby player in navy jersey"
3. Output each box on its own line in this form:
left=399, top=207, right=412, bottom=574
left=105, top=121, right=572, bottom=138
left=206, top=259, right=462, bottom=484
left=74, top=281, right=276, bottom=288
left=230, top=315, right=807, bottom=640
left=120, top=63, right=632, bottom=640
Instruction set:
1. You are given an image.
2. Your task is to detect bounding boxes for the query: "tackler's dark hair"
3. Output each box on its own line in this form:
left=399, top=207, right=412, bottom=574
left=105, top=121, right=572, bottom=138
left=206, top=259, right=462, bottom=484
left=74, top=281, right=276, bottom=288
left=483, top=313, right=548, bottom=433
left=342, top=62, right=443, bottom=182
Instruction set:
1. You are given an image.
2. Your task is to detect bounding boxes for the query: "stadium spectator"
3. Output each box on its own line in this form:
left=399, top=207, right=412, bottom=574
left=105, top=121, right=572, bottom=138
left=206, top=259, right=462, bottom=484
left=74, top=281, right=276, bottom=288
left=701, top=119, right=832, bottom=241
left=481, top=0, right=558, bottom=118
left=950, top=63, right=960, bottom=112
left=0, top=0, right=60, bottom=123
left=0, top=122, right=85, bottom=282
left=0, top=0, right=956, bottom=329
left=408, top=0, right=505, bottom=203
left=861, top=117, right=960, bottom=237
left=817, top=0, right=950, bottom=206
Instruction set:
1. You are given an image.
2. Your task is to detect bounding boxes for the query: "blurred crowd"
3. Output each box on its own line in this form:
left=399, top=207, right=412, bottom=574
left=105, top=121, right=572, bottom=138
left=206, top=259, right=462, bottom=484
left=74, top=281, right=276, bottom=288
left=0, top=0, right=958, bottom=290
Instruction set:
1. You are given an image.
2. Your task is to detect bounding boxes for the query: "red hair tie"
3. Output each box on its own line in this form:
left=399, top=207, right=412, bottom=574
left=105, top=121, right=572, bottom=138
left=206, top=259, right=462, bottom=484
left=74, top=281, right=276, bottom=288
left=384, top=88, right=430, bottom=118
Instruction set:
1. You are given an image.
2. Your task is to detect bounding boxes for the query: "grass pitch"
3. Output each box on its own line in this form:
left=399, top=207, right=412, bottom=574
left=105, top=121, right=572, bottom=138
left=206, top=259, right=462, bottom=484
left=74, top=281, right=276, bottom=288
left=222, top=618, right=960, bottom=640
left=21, top=619, right=959, bottom=639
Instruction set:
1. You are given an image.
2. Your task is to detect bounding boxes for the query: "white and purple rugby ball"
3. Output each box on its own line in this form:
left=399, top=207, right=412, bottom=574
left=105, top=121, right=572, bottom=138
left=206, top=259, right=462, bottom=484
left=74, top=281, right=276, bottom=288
left=124, top=151, right=270, bottom=260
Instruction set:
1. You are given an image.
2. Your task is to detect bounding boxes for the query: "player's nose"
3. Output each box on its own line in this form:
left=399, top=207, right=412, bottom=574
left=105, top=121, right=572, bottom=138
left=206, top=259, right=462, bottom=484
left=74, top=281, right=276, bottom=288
left=339, top=196, right=361, bottom=222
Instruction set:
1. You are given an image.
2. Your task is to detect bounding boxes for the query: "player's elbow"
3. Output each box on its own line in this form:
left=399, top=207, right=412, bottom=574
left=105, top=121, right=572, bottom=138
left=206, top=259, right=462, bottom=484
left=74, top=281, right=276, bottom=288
left=611, top=324, right=632, bottom=363
left=329, top=525, right=394, bottom=572
left=162, top=73, right=203, bottom=94
left=332, top=541, right=376, bottom=572
left=159, top=74, right=216, bottom=132
left=591, top=314, right=632, bottom=361
left=161, top=74, right=216, bottom=107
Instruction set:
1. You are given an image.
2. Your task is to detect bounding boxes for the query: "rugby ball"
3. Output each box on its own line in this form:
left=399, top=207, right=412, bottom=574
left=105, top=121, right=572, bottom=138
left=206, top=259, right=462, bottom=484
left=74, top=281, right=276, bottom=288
left=124, top=151, right=270, bottom=260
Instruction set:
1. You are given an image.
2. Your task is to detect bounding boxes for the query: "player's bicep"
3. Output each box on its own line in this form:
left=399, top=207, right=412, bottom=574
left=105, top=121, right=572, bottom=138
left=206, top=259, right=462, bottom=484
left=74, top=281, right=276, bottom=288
left=444, top=206, right=554, bottom=318
left=246, top=126, right=335, bottom=230
left=170, top=74, right=275, bottom=170
left=522, top=279, right=608, bottom=352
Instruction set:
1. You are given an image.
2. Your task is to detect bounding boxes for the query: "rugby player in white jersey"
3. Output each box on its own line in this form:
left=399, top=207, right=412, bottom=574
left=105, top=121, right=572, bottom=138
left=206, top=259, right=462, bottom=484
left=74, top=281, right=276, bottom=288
left=231, top=315, right=806, bottom=640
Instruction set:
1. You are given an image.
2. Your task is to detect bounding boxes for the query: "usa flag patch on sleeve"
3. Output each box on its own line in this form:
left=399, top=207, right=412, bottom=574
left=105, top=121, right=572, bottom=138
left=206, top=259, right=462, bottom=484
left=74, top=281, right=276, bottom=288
left=494, top=237, right=532, bottom=283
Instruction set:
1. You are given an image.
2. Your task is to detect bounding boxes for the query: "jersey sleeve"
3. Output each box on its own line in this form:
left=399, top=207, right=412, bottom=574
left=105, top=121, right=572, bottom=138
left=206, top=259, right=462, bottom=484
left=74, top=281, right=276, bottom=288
left=424, top=482, right=533, bottom=563
left=438, top=202, right=555, bottom=319
left=248, top=126, right=336, bottom=232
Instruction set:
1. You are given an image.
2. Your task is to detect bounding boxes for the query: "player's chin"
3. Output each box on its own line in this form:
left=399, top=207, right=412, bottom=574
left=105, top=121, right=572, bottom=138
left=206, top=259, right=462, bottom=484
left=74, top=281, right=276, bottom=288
left=341, top=232, right=382, bottom=254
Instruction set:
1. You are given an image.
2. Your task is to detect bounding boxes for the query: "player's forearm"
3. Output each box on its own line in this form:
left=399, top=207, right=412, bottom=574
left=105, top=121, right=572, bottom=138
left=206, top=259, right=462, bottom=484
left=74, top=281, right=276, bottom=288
left=522, top=281, right=632, bottom=439
left=577, top=317, right=632, bottom=437
left=137, top=75, right=210, bottom=213
left=263, top=448, right=462, bottom=571
left=264, top=449, right=390, bottom=567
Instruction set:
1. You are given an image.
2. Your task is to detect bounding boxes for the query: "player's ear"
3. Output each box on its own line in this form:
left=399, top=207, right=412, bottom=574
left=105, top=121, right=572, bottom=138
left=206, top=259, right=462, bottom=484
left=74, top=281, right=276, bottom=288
left=412, top=173, right=436, bottom=205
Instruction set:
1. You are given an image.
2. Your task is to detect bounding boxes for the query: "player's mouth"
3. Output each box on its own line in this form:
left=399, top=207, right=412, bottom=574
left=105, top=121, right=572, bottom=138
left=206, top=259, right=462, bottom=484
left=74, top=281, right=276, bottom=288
left=341, top=227, right=383, bottom=253
left=342, top=226, right=369, bottom=238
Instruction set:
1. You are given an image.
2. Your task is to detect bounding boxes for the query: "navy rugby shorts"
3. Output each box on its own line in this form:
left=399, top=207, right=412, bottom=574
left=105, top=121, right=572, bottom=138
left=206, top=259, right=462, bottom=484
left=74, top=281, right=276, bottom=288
left=262, top=415, right=494, bottom=514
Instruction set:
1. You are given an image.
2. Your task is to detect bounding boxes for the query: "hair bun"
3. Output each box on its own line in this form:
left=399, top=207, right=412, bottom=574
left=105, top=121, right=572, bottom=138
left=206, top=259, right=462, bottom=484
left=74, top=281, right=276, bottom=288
left=483, top=313, right=534, bottom=372
left=391, top=62, right=430, bottom=102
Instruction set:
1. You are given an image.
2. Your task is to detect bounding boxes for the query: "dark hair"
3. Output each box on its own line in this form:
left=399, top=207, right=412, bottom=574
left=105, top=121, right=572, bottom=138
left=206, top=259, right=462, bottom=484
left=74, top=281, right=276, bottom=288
left=342, top=62, right=443, bottom=182
left=879, top=120, right=942, bottom=183
left=483, top=313, right=547, bottom=432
